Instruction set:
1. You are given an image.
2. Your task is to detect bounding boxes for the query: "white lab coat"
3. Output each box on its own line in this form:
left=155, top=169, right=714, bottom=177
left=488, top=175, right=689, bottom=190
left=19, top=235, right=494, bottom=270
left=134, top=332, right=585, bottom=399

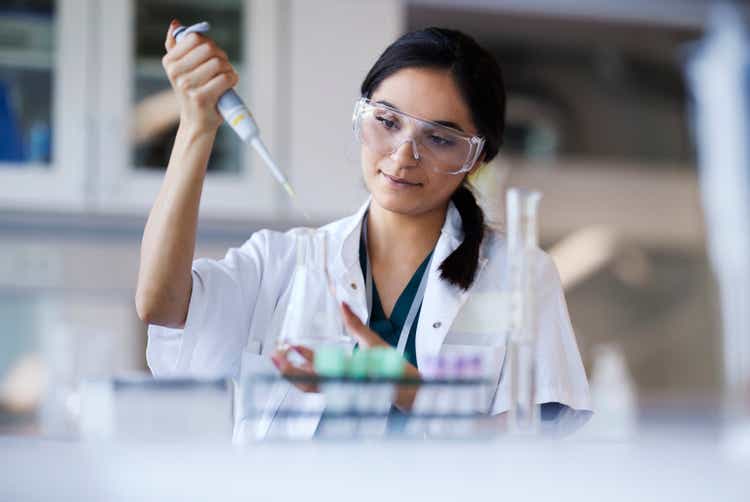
left=147, top=199, right=592, bottom=438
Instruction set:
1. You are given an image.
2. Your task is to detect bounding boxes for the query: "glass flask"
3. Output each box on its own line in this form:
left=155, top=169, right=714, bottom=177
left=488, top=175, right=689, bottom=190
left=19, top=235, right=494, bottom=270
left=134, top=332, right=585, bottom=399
left=276, top=228, right=353, bottom=351
left=505, top=188, right=543, bottom=434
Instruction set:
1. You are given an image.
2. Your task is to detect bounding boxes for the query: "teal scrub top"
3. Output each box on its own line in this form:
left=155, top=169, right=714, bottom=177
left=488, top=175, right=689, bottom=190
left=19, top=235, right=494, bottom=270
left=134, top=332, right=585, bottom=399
left=359, top=235, right=432, bottom=369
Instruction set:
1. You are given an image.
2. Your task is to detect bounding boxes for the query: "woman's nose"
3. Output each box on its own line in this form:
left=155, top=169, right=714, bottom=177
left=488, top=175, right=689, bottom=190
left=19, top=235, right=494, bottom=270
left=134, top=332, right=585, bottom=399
left=390, top=138, right=420, bottom=166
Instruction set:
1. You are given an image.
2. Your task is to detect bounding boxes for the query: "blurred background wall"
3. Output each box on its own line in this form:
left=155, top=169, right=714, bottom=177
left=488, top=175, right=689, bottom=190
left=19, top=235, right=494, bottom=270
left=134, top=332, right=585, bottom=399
left=0, top=0, right=723, bottom=426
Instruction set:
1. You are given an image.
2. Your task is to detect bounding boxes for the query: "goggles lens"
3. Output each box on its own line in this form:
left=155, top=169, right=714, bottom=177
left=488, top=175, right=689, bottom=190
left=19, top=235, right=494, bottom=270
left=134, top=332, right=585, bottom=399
left=353, top=98, right=484, bottom=174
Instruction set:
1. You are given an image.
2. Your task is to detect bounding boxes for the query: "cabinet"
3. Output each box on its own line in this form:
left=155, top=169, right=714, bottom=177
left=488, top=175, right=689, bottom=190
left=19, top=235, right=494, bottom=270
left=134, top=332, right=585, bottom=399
left=0, top=0, right=282, bottom=219
left=0, top=0, right=403, bottom=221
left=0, top=0, right=92, bottom=211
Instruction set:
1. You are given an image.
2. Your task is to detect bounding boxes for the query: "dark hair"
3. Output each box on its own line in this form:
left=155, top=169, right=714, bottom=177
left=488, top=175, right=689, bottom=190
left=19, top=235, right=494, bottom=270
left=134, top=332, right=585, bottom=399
left=360, top=27, right=506, bottom=290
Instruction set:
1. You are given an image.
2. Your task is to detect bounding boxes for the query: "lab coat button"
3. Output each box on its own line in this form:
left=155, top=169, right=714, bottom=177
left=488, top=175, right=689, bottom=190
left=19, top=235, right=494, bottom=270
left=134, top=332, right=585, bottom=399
left=432, top=321, right=442, bottom=329
left=350, top=282, right=358, bottom=290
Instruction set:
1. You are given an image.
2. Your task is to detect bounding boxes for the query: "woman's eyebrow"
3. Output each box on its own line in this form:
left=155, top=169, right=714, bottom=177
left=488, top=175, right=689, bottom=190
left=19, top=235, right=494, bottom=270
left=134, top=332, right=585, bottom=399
left=375, top=100, right=465, bottom=132
left=433, top=120, right=464, bottom=132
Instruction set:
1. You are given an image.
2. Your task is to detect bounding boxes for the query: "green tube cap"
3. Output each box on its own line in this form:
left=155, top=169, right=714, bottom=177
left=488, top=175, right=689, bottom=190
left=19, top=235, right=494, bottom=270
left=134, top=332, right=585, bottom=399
left=314, top=346, right=348, bottom=378
left=348, top=349, right=370, bottom=379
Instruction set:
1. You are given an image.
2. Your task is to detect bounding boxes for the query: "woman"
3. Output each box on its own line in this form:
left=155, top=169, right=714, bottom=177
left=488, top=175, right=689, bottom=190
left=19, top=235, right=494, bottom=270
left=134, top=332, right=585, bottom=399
left=137, top=21, right=591, bottom=436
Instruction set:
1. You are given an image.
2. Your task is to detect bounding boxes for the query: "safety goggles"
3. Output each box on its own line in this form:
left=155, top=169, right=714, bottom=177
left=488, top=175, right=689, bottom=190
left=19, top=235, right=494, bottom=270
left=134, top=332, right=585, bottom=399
left=352, top=98, right=485, bottom=175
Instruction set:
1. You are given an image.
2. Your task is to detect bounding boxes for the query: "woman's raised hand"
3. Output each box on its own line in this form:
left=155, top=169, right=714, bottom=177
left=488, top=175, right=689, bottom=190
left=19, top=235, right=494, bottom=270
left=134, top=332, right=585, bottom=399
left=161, top=19, right=239, bottom=134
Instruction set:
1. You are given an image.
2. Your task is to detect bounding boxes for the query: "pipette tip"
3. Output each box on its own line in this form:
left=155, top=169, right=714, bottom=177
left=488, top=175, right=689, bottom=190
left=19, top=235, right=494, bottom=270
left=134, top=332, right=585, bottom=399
left=282, top=182, right=311, bottom=221
left=282, top=182, right=296, bottom=199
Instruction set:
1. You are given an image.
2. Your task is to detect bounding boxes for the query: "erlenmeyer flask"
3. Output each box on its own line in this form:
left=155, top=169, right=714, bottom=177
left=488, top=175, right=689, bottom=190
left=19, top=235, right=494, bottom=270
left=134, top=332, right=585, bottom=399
left=505, top=188, right=543, bottom=434
left=277, top=228, right=353, bottom=351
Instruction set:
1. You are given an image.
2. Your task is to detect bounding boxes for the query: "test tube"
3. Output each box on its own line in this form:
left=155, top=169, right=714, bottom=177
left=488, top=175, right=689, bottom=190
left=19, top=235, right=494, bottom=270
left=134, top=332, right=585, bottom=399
left=428, top=355, right=451, bottom=437
left=314, top=346, right=352, bottom=438
left=365, top=347, right=405, bottom=438
left=406, top=354, right=438, bottom=437
left=506, top=188, right=543, bottom=435
left=348, top=349, right=370, bottom=435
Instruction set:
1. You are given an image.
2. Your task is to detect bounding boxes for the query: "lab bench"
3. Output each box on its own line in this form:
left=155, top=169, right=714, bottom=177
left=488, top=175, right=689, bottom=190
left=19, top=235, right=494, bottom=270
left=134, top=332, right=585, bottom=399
left=1, top=433, right=747, bottom=502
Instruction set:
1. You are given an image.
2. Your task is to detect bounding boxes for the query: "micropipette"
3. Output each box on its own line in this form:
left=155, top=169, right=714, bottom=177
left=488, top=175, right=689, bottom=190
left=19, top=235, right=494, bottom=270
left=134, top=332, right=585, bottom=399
left=173, top=22, right=307, bottom=218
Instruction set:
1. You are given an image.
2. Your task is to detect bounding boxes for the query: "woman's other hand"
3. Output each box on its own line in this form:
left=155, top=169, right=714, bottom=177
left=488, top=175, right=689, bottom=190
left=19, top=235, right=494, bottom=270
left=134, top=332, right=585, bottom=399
left=341, top=302, right=421, bottom=411
left=271, top=345, right=319, bottom=393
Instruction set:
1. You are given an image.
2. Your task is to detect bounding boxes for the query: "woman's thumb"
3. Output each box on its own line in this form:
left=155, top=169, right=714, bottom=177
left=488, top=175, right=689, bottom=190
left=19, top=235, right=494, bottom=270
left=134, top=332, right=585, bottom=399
left=341, top=302, right=375, bottom=347
left=165, top=19, right=180, bottom=51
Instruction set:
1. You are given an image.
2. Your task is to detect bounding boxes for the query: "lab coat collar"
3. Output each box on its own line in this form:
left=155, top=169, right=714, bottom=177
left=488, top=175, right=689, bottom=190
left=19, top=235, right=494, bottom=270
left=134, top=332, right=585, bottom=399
left=337, top=197, right=372, bottom=276
left=331, top=197, right=487, bottom=365
left=334, top=197, right=465, bottom=284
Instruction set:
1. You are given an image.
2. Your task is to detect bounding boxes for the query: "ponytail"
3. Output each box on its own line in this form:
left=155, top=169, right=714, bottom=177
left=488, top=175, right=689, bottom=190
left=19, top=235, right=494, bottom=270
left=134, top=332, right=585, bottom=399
left=439, top=184, right=485, bottom=290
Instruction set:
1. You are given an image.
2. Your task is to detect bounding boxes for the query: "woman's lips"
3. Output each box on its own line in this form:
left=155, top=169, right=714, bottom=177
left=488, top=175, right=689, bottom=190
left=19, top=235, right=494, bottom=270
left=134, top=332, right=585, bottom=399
left=380, top=171, right=421, bottom=188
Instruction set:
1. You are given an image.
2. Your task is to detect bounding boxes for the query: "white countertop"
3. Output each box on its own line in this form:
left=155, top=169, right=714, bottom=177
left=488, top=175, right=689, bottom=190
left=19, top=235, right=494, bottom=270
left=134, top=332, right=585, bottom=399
left=1, top=433, right=748, bottom=502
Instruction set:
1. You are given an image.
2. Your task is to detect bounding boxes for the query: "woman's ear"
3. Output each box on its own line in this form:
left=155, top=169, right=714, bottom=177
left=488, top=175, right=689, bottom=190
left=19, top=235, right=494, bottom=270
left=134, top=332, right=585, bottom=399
left=466, top=155, right=487, bottom=185
left=468, top=153, right=486, bottom=176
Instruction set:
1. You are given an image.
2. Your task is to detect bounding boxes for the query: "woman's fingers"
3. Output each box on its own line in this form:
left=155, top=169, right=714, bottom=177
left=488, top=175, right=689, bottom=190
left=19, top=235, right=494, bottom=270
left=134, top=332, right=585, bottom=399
left=175, top=56, right=234, bottom=92
left=271, top=347, right=318, bottom=393
left=340, top=302, right=387, bottom=348
left=165, top=32, right=229, bottom=66
left=163, top=30, right=202, bottom=64
left=166, top=42, right=226, bottom=83
left=270, top=350, right=298, bottom=374
left=290, top=345, right=315, bottom=365
left=162, top=24, right=230, bottom=84
left=187, top=70, right=238, bottom=106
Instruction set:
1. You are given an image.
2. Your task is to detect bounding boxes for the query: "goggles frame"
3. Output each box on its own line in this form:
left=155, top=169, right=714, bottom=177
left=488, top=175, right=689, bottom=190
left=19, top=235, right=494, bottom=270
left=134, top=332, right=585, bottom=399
left=352, top=97, right=485, bottom=175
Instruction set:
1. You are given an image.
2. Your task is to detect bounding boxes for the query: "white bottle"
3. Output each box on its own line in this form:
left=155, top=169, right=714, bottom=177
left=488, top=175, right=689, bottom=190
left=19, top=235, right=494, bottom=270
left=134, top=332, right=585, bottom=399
left=583, top=343, right=637, bottom=440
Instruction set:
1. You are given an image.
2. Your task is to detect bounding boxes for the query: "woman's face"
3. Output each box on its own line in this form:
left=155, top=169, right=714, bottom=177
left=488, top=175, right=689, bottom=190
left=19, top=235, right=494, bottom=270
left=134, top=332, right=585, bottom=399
left=361, top=67, right=480, bottom=217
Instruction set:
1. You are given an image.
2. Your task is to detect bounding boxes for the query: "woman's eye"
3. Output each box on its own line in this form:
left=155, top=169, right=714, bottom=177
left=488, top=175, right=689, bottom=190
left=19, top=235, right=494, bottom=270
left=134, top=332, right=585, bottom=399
left=429, top=134, right=455, bottom=147
left=376, top=116, right=398, bottom=130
